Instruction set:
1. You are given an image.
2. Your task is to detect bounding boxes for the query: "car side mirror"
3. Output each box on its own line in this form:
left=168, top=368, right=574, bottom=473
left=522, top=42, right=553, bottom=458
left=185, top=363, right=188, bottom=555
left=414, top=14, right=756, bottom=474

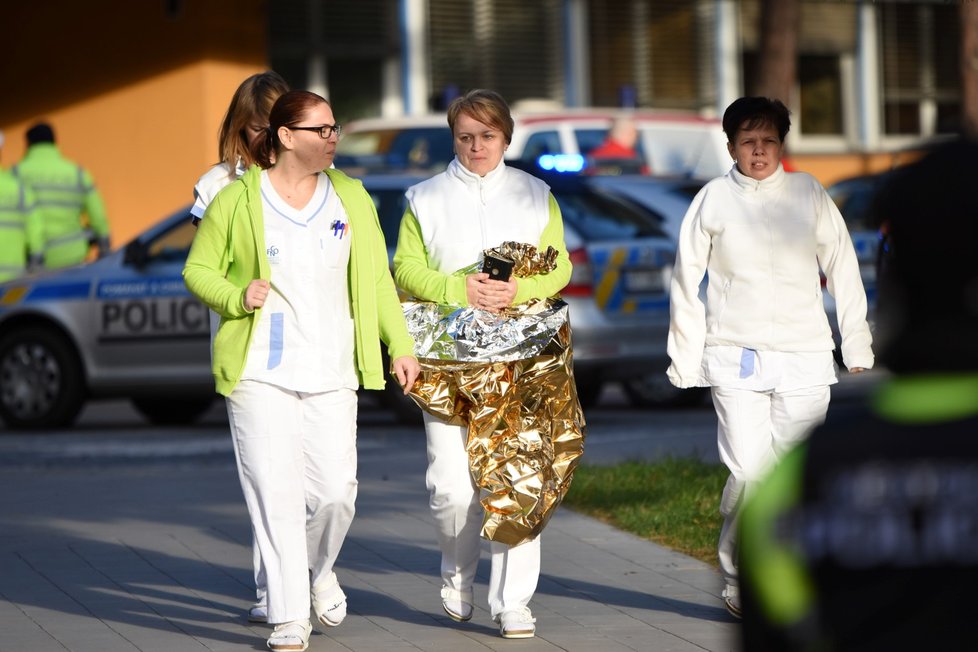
left=123, top=240, right=149, bottom=268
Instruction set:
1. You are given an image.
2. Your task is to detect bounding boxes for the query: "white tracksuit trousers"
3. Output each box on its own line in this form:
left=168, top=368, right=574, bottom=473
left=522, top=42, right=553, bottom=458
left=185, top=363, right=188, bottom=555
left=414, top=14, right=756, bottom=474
left=711, top=384, right=831, bottom=588
left=226, top=380, right=358, bottom=624
left=423, top=412, right=541, bottom=619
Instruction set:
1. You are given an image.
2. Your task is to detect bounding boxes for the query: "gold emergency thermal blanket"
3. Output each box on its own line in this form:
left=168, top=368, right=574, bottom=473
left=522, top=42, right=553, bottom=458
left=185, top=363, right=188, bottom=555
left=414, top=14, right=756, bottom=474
left=403, top=242, right=586, bottom=546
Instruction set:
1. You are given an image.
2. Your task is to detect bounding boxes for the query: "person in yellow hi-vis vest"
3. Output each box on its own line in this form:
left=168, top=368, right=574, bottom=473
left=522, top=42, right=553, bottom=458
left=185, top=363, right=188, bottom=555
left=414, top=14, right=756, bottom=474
left=0, top=129, right=44, bottom=281
left=12, top=122, right=110, bottom=269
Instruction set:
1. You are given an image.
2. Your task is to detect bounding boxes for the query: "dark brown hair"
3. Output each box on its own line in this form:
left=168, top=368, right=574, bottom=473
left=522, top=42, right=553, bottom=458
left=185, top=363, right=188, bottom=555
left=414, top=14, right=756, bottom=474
left=217, top=71, right=290, bottom=167
left=447, top=89, right=514, bottom=144
left=722, top=96, right=791, bottom=143
left=254, top=90, right=331, bottom=169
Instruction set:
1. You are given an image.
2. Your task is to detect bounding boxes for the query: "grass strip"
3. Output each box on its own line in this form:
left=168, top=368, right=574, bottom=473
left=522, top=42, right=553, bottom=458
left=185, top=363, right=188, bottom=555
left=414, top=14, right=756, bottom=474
left=563, top=458, right=728, bottom=565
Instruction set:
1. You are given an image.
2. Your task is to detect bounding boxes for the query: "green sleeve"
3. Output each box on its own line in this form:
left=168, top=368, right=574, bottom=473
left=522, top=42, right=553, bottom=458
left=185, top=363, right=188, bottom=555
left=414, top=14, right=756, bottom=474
left=739, top=444, right=816, bottom=626
left=365, top=199, right=417, bottom=361
left=81, top=169, right=110, bottom=239
left=512, top=194, right=572, bottom=304
left=182, top=193, right=250, bottom=319
left=392, top=207, right=469, bottom=305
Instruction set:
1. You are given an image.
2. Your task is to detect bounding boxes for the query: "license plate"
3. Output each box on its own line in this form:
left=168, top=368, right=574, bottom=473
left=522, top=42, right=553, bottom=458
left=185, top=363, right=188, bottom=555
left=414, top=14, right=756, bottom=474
left=623, top=268, right=664, bottom=293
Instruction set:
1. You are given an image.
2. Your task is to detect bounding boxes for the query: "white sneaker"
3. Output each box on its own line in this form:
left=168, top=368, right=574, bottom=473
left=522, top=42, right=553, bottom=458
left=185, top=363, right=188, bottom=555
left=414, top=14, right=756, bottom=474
left=722, top=584, right=741, bottom=619
left=266, top=619, right=312, bottom=651
left=440, top=586, right=473, bottom=622
left=248, top=601, right=268, bottom=623
left=312, top=573, right=347, bottom=627
left=497, top=606, right=536, bottom=639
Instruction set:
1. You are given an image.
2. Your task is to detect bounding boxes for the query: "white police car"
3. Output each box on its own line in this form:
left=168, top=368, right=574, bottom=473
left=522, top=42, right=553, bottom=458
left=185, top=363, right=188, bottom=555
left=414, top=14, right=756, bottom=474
left=0, top=207, right=214, bottom=429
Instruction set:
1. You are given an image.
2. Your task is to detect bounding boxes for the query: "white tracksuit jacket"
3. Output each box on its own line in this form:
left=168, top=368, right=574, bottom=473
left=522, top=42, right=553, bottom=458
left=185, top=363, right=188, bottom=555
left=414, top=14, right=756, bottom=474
left=667, top=163, right=874, bottom=388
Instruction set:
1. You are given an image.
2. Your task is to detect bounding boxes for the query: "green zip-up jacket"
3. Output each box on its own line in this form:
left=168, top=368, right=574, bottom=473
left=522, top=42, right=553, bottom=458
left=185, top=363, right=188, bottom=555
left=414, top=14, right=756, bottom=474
left=183, top=165, right=415, bottom=396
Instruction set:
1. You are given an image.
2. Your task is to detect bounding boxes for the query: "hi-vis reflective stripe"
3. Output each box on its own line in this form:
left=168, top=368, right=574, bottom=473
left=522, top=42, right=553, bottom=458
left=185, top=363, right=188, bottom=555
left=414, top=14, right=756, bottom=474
left=44, top=230, right=89, bottom=249
left=34, top=198, right=86, bottom=208
left=0, top=264, right=26, bottom=275
left=0, top=219, right=25, bottom=227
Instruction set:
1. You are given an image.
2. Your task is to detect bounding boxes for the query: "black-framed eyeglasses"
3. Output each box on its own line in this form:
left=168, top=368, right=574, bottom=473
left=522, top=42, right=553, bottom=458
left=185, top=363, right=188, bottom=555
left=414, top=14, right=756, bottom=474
left=290, top=124, right=342, bottom=139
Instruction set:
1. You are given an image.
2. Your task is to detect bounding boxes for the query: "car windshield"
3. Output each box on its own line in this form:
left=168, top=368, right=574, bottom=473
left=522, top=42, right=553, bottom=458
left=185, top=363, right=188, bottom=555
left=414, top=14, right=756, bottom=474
left=339, top=127, right=454, bottom=171
left=554, top=188, right=667, bottom=240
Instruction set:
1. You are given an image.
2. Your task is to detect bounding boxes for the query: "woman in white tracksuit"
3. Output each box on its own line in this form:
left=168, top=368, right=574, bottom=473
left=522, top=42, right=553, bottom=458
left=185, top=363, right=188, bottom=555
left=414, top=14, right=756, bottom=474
left=190, top=70, right=290, bottom=625
left=392, top=89, right=571, bottom=640
left=666, top=97, right=874, bottom=618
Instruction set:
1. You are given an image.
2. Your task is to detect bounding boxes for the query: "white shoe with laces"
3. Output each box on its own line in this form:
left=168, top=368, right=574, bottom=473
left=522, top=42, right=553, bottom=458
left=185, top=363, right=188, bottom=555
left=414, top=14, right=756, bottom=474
left=266, top=619, right=312, bottom=651
left=440, top=586, right=473, bottom=622
left=497, top=606, right=536, bottom=639
left=312, top=573, right=347, bottom=627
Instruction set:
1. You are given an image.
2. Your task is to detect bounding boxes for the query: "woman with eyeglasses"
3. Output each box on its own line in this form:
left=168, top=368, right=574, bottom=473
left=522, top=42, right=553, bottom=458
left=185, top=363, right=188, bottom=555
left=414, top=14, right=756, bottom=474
left=184, top=90, right=420, bottom=652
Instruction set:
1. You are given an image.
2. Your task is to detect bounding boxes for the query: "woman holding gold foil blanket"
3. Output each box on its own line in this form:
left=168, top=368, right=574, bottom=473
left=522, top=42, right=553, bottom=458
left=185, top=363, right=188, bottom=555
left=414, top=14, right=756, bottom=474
left=392, top=89, right=571, bottom=640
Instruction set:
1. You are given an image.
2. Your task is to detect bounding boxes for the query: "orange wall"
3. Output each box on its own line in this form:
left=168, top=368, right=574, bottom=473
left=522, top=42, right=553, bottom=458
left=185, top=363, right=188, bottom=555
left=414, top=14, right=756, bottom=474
left=0, top=0, right=267, bottom=245
left=792, top=151, right=927, bottom=187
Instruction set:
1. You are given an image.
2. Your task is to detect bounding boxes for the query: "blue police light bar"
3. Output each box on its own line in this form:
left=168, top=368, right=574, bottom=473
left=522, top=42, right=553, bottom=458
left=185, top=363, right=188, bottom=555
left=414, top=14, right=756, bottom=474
left=537, top=154, right=585, bottom=173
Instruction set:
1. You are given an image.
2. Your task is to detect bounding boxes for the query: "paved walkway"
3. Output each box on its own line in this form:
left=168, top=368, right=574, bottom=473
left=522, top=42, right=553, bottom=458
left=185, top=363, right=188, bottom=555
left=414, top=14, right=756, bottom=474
left=0, top=429, right=739, bottom=652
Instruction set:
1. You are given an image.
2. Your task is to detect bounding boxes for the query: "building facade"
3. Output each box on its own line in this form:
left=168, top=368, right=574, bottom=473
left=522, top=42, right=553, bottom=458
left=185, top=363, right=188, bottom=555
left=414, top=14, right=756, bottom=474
left=271, top=0, right=962, bottom=180
left=0, top=1, right=962, bottom=239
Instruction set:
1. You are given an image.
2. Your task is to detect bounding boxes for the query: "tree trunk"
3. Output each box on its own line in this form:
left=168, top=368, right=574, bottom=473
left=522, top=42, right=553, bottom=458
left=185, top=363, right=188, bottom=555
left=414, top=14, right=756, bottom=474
left=754, top=0, right=800, bottom=105
left=963, top=2, right=978, bottom=139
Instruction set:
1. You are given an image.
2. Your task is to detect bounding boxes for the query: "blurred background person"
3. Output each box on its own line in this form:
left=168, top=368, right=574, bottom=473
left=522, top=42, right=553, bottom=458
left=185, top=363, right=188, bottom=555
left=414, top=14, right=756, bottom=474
left=189, top=70, right=290, bottom=626
left=190, top=71, right=290, bottom=228
left=393, top=89, right=571, bottom=639
left=587, top=116, right=646, bottom=174
left=12, top=122, right=110, bottom=269
left=666, top=96, right=874, bottom=618
left=0, top=129, right=43, bottom=281
left=738, top=136, right=978, bottom=651
left=184, top=90, right=419, bottom=652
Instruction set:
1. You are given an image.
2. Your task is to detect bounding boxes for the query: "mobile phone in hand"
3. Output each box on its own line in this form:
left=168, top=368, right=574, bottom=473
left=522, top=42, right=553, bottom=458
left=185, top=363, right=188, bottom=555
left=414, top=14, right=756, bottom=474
left=481, top=254, right=514, bottom=282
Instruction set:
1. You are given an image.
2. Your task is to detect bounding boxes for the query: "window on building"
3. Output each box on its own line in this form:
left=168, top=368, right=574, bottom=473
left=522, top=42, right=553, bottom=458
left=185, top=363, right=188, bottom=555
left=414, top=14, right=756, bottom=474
left=799, top=55, right=844, bottom=136
left=879, top=3, right=961, bottom=136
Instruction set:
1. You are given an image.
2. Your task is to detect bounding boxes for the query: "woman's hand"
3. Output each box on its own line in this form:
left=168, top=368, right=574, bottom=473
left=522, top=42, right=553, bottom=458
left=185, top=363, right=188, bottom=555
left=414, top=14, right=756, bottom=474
left=466, top=273, right=518, bottom=312
left=243, top=279, right=270, bottom=311
left=392, top=356, right=421, bottom=395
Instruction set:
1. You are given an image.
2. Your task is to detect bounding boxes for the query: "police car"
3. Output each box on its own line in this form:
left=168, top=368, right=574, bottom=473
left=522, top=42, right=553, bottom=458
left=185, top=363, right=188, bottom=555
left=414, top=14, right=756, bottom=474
left=362, top=162, right=685, bottom=411
left=337, top=109, right=729, bottom=179
left=0, top=207, right=214, bottom=429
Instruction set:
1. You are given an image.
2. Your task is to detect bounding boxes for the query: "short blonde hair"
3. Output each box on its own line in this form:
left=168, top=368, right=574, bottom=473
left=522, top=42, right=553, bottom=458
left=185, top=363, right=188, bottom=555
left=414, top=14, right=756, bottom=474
left=447, top=89, right=514, bottom=144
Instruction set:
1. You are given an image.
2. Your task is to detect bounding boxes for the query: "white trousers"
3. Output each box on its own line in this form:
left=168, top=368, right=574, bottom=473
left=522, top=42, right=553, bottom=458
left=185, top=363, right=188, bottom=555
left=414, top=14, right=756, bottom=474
left=226, top=380, right=358, bottom=624
left=711, top=384, right=830, bottom=587
left=423, top=412, right=541, bottom=619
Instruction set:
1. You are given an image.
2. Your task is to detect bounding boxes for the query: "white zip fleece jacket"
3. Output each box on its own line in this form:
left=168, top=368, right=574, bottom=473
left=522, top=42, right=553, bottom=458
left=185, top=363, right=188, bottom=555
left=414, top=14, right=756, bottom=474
left=667, top=163, right=874, bottom=388
left=404, top=158, right=552, bottom=273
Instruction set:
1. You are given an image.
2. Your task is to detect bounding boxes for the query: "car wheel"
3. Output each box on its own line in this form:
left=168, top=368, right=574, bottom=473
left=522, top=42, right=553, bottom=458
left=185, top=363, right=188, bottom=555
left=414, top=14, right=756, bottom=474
left=0, top=326, right=86, bottom=430
left=623, top=374, right=708, bottom=409
left=132, top=397, right=217, bottom=426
